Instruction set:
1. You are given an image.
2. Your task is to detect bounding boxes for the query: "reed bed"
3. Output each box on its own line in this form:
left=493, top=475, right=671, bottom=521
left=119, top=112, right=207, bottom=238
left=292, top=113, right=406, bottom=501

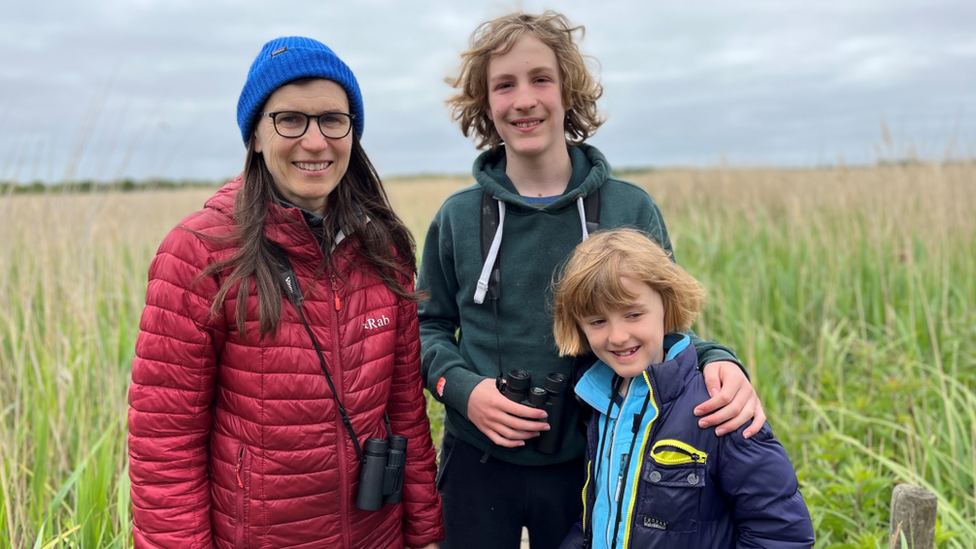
left=0, top=163, right=973, bottom=548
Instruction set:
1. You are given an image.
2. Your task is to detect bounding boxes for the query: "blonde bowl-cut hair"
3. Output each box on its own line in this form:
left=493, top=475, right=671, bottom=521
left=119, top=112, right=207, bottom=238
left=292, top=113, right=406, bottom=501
left=553, top=229, right=705, bottom=357
left=446, top=11, right=604, bottom=151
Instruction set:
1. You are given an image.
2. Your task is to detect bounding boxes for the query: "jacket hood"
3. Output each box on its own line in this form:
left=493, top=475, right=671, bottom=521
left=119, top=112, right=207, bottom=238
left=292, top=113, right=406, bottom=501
left=472, top=144, right=611, bottom=213
left=201, top=175, right=312, bottom=261
left=204, top=174, right=242, bottom=215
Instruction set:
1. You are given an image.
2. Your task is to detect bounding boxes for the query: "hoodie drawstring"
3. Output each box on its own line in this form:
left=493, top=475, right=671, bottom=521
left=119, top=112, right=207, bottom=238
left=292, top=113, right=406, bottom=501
left=577, top=196, right=591, bottom=241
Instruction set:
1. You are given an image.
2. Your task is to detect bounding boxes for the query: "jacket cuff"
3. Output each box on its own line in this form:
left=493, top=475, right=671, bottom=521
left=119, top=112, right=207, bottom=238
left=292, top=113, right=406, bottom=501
left=438, top=367, right=486, bottom=420
left=404, top=527, right=445, bottom=549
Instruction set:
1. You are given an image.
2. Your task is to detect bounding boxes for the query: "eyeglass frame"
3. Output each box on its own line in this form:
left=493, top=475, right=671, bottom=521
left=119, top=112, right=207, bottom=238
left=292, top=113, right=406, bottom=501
left=259, top=111, right=356, bottom=139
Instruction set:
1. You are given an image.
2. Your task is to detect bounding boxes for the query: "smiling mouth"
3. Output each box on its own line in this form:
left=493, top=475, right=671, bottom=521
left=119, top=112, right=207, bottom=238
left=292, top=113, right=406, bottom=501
left=611, top=346, right=640, bottom=357
left=294, top=161, right=330, bottom=171
left=513, top=120, right=542, bottom=129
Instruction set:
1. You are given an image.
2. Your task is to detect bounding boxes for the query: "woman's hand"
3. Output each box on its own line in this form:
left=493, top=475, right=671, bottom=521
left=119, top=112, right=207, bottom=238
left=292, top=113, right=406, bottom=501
left=694, top=361, right=766, bottom=438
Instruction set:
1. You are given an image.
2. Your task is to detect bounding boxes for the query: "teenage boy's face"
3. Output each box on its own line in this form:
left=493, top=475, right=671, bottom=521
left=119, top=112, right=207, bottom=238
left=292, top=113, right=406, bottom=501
left=579, top=277, right=667, bottom=379
left=486, top=35, right=567, bottom=162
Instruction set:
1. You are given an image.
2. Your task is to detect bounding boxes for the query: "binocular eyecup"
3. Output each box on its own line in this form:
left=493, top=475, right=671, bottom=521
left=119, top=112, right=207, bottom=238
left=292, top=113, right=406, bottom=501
left=355, top=435, right=407, bottom=511
left=500, top=370, right=569, bottom=455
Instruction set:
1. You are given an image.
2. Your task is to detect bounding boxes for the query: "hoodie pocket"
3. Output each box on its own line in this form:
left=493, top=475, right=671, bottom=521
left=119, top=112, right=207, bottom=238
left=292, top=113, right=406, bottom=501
left=235, top=445, right=249, bottom=549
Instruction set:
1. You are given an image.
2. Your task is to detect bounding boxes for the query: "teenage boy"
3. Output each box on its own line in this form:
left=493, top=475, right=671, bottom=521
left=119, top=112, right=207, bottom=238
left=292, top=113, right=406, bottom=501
left=417, top=12, right=766, bottom=549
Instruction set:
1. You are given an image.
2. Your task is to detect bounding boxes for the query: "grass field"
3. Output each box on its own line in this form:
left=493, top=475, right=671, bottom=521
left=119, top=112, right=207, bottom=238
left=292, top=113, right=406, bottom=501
left=1, top=163, right=974, bottom=548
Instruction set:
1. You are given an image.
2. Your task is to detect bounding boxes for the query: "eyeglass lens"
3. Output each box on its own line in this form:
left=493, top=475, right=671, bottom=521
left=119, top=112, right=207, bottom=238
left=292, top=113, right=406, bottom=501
left=273, top=112, right=351, bottom=139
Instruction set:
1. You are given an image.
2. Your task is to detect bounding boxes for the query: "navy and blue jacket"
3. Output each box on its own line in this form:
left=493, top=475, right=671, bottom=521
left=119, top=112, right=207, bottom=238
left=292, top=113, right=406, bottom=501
left=560, top=334, right=815, bottom=549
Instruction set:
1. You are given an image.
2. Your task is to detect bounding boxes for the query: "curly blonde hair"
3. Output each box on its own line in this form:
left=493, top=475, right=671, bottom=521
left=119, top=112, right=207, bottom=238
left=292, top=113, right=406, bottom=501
left=446, top=11, right=604, bottom=151
left=553, top=229, right=705, bottom=357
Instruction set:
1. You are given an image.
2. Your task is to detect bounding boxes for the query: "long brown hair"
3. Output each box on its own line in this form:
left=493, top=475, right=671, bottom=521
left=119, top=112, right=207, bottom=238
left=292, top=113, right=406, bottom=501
left=199, top=133, right=419, bottom=338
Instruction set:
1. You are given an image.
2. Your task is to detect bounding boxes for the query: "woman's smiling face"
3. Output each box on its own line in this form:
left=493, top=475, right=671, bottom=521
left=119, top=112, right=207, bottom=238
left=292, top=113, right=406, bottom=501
left=253, top=79, right=352, bottom=215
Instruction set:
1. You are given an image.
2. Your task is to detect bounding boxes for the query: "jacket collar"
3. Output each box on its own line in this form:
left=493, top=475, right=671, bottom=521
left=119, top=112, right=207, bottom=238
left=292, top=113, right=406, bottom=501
left=203, top=174, right=361, bottom=263
left=576, top=334, right=699, bottom=412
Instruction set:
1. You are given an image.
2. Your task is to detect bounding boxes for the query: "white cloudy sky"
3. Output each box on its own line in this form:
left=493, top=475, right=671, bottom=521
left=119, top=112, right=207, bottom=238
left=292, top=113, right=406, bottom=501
left=1, top=0, right=974, bottom=183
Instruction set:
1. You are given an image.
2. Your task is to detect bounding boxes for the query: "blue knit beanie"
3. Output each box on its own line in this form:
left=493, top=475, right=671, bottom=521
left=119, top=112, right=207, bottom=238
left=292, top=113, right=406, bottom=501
left=237, top=36, right=364, bottom=145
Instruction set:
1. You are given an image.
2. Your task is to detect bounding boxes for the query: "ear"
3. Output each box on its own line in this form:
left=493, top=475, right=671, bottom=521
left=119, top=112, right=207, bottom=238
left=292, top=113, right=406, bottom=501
left=252, top=132, right=264, bottom=154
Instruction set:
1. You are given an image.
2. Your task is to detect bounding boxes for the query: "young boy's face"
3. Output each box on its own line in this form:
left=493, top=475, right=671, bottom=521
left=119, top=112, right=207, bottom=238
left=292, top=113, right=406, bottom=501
left=579, top=277, right=666, bottom=379
left=486, top=34, right=567, bottom=163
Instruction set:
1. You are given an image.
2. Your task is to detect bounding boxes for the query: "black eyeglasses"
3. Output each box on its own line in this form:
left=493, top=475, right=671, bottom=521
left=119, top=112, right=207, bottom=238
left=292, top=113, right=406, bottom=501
left=260, top=111, right=355, bottom=139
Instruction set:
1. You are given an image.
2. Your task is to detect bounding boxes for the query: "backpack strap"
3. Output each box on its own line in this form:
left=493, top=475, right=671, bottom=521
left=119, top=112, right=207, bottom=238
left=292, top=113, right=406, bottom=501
left=583, top=189, right=600, bottom=236
left=478, top=191, right=503, bottom=302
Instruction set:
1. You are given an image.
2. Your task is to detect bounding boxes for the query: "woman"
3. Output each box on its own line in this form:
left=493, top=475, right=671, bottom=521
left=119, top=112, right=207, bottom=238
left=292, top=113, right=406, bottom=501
left=128, top=36, right=443, bottom=549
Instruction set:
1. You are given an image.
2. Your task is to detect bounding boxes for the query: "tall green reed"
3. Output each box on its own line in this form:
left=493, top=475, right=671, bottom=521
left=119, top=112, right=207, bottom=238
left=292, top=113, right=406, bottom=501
left=642, top=163, right=976, bottom=548
left=1, top=164, right=973, bottom=547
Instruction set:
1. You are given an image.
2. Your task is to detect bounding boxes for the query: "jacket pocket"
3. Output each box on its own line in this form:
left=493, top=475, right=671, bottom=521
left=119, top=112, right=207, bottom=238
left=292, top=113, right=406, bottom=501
left=235, top=445, right=249, bottom=549
left=649, top=439, right=708, bottom=467
left=638, top=440, right=707, bottom=534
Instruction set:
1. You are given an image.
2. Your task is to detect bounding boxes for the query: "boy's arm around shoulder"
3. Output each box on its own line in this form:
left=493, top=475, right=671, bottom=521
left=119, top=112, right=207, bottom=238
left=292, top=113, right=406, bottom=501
left=719, top=421, right=815, bottom=548
left=416, top=201, right=485, bottom=418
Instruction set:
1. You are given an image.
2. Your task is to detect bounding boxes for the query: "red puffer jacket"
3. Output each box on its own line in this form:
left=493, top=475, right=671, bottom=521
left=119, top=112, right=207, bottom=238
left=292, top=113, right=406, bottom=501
left=128, top=176, right=444, bottom=549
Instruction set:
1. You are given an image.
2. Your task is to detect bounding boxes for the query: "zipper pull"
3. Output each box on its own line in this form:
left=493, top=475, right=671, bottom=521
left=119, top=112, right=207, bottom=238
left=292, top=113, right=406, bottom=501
left=236, top=447, right=245, bottom=488
left=614, top=453, right=628, bottom=502
left=331, top=274, right=341, bottom=311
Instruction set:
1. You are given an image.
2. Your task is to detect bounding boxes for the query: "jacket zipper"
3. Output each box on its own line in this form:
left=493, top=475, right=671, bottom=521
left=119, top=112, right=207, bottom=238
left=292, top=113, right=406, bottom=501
left=621, top=372, right=659, bottom=549
left=235, top=445, right=246, bottom=549
left=331, top=274, right=341, bottom=311
left=606, top=386, right=635, bottom=549
left=581, top=460, right=592, bottom=536
left=329, top=272, right=351, bottom=549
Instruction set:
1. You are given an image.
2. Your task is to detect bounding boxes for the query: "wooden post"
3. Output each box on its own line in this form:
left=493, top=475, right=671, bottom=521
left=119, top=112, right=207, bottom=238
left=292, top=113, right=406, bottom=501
left=889, top=484, right=937, bottom=549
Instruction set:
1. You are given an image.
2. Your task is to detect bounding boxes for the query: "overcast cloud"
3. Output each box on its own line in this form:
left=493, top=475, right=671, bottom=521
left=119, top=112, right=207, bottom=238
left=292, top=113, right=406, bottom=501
left=1, top=0, right=974, bottom=183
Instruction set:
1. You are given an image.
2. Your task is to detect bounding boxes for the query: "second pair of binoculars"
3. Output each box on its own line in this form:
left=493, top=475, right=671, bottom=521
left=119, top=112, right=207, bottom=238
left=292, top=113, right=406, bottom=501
left=500, top=370, right=568, bottom=454
left=355, top=435, right=406, bottom=511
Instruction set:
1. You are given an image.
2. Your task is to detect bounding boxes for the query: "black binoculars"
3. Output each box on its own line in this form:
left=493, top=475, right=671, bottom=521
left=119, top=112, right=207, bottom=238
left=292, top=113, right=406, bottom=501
left=355, top=435, right=407, bottom=511
left=500, top=370, right=568, bottom=454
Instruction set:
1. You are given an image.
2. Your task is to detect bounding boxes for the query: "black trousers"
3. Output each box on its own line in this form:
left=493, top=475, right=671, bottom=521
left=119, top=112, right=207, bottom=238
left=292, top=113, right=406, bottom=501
left=437, top=431, right=585, bottom=549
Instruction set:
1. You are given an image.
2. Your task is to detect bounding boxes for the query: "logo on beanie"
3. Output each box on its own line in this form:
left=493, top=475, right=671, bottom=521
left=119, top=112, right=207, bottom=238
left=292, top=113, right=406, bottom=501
left=271, top=47, right=287, bottom=58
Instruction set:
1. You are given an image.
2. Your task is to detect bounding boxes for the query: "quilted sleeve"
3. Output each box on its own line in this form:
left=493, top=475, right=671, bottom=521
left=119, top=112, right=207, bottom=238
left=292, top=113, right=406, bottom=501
left=128, top=224, right=225, bottom=549
left=388, top=277, right=445, bottom=548
left=718, top=422, right=815, bottom=548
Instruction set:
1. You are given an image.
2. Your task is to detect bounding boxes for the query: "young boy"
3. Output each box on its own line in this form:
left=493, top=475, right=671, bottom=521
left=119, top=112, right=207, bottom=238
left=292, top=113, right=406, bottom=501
left=553, top=229, right=815, bottom=549
left=418, top=11, right=766, bottom=549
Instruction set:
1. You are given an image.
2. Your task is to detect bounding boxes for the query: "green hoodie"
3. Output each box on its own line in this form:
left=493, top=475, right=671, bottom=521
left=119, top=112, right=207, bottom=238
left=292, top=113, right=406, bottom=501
left=417, top=144, right=740, bottom=466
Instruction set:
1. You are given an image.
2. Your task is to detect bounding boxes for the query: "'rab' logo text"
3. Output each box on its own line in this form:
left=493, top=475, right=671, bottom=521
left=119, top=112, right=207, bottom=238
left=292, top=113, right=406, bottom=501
left=363, top=315, right=391, bottom=330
